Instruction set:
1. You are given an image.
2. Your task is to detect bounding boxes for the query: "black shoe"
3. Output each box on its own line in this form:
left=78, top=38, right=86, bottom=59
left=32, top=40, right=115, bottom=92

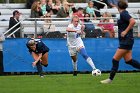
left=73, top=71, right=77, bottom=76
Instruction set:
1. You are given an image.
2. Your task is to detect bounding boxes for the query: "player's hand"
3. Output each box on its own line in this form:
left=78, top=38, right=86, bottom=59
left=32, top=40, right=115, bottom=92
left=32, top=62, right=37, bottom=66
left=76, top=30, right=81, bottom=34
left=121, top=31, right=127, bottom=37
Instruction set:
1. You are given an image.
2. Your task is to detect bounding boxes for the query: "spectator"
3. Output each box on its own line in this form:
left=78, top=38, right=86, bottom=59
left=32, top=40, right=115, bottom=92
left=107, top=0, right=128, bottom=8
left=8, top=10, right=21, bottom=38
left=62, top=0, right=74, bottom=7
left=73, top=7, right=84, bottom=22
left=71, top=7, right=77, bottom=14
left=62, top=0, right=74, bottom=17
left=98, top=12, right=115, bottom=38
left=43, top=13, right=56, bottom=37
left=86, top=1, right=97, bottom=20
left=46, top=0, right=54, bottom=14
left=30, top=1, right=43, bottom=18
left=84, top=13, right=102, bottom=38
left=107, top=0, right=118, bottom=8
left=53, top=0, right=62, bottom=14
left=40, top=0, right=47, bottom=16
left=56, top=0, right=72, bottom=18
left=84, top=13, right=95, bottom=37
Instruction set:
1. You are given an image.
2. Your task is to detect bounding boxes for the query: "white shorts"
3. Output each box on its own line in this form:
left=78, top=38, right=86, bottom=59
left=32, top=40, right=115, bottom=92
left=68, top=46, right=84, bottom=56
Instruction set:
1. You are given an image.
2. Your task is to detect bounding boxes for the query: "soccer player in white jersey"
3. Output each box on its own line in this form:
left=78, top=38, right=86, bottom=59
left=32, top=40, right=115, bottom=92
left=66, top=16, right=100, bottom=76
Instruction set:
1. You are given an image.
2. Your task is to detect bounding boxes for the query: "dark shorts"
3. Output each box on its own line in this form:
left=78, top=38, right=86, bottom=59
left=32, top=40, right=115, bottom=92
left=42, top=50, right=49, bottom=55
left=42, top=46, right=50, bottom=55
left=118, top=44, right=133, bottom=50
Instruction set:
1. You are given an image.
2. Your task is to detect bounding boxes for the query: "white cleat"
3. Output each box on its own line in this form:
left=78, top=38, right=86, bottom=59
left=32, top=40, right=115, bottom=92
left=40, top=75, right=44, bottom=78
left=100, top=79, right=112, bottom=84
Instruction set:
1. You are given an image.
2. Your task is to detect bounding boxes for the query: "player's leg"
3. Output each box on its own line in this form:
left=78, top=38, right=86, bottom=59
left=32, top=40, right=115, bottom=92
left=69, top=47, right=78, bottom=76
left=101, top=48, right=127, bottom=84
left=71, top=55, right=78, bottom=76
left=79, top=47, right=96, bottom=70
left=32, top=52, right=43, bottom=77
left=41, top=52, right=48, bottom=67
left=124, top=51, right=140, bottom=69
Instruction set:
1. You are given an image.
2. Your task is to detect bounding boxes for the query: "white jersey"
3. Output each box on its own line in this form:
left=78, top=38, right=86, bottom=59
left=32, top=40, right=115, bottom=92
left=67, top=23, right=84, bottom=48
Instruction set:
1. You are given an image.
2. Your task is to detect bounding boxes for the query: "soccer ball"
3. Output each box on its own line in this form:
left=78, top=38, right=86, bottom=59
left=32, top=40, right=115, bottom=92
left=92, top=69, right=101, bottom=76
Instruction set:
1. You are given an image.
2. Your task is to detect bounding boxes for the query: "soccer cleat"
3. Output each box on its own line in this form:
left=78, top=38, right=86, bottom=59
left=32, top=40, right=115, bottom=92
left=100, top=78, right=112, bottom=84
left=40, top=74, right=44, bottom=78
left=39, top=73, right=44, bottom=78
left=73, top=71, right=77, bottom=76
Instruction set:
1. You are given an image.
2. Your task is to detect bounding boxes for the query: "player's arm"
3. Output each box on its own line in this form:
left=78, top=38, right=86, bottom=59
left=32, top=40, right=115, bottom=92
left=34, top=53, right=42, bottom=63
left=81, top=24, right=85, bottom=32
left=125, top=18, right=135, bottom=33
left=32, top=52, right=43, bottom=66
left=121, top=18, right=135, bottom=37
left=66, top=27, right=77, bottom=32
left=80, top=24, right=85, bottom=34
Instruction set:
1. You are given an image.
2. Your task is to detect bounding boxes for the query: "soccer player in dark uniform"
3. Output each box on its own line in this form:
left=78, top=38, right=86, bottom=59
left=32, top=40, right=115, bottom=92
left=26, top=38, right=49, bottom=77
left=101, top=0, right=140, bottom=84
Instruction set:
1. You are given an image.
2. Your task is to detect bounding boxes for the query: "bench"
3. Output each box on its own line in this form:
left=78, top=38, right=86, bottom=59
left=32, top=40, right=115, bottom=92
left=100, top=8, right=140, bottom=14
left=0, top=15, right=30, bottom=21
left=0, top=3, right=26, bottom=9
left=128, top=3, right=140, bottom=8
left=0, top=9, right=31, bottom=15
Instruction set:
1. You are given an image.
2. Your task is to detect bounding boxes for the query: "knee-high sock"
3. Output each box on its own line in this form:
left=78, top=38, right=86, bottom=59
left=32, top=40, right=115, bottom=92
left=72, top=60, right=77, bottom=71
left=79, top=48, right=89, bottom=60
left=125, top=59, right=140, bottom=69
left=41, top=63, right=48, bottom=67
left=79, top=48, right=96, bottom=70
left=86, top=57, right=96, bottom=70
left=36, top=61, right=43, bottom=75
left=109, top=59, right=119, bottom=80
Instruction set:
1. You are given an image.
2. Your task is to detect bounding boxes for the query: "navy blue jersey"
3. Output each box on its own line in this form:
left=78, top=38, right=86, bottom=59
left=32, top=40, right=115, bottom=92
left=26, top=39, right=49, bottom=54
left=117, top=10, right=134, bottom=45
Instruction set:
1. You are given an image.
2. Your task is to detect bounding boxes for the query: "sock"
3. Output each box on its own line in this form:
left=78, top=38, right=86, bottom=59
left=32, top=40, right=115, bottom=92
left=41, top=63, right=48, bottom=67
left=86, top=57, right=96, bottom=70
left=36, top=61, right=43, bottom=75
left=125, top=59, right=140, bottom=69
left=43, top=64, right=48, bottom=67
left=109, top=59, right=119, bottom=80
left=72, top=61, right=77, bottom=71
left=79, top=48, right=89, bottom=60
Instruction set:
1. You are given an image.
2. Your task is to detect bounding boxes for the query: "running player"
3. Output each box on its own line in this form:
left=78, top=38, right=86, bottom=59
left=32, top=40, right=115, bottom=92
left=101, top=0, right=140, bottom=84
left=66, top=16, right=100, bottom=76
left=26, top=38, right=49, bottom=77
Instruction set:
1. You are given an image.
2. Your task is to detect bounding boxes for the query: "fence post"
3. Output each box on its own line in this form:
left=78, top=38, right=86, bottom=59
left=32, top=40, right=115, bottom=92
left=35, top=18, right=37, bottom=38
left=5, top=0, right=9, bottom=3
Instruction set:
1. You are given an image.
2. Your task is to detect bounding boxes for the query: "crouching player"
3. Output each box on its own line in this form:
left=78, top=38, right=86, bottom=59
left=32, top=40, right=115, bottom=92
left=66, top=16, right=101, bottom=76
left=26, top=38, right=49, bottom=77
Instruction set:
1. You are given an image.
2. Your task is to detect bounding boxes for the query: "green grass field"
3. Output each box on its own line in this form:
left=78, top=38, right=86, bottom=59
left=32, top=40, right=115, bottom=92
left=0, top=73, right=140, bottom=93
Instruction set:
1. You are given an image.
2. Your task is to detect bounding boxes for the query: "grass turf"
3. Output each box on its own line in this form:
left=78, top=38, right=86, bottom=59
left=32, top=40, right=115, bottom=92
left=0, top=73, right=139, bottom=93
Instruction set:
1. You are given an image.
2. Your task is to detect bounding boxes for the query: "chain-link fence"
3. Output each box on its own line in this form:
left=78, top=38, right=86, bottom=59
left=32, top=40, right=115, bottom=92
left=18, top=17, right=140, bottom=39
